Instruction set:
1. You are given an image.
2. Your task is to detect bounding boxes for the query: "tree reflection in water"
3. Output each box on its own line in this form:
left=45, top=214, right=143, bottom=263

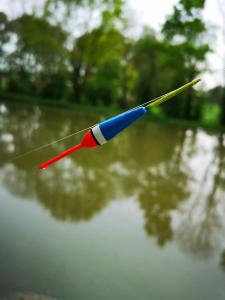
left=174, top=132, right=225, bottom=260
left=1, top=102, right=225, bottom=262
left=221, top=250, right=225, bottom=272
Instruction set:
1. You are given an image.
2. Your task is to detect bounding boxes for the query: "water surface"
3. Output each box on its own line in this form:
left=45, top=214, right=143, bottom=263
left=0, top=102, right=225, bottom=300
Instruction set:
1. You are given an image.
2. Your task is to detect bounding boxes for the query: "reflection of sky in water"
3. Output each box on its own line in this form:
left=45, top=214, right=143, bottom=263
left=0, top=102, right=225, bottom=299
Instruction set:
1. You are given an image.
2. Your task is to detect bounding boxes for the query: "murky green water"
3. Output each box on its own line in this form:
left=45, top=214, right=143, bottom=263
left=0, top=102, right=225, bottom=300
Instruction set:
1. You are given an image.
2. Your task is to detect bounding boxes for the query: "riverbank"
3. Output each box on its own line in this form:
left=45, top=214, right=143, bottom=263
left=0, top=91, right=224, bottom=133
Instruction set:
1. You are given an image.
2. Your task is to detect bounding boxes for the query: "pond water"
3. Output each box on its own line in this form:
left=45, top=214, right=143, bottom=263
left=0, top=102, right=225, bottom=300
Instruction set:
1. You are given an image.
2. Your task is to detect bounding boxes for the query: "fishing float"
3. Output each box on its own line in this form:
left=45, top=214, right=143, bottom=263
left=39, top=78, right=200, bottom=170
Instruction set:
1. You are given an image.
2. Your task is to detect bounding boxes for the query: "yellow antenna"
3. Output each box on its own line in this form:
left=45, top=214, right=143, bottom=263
left=146, top=78, right=201, bottom=108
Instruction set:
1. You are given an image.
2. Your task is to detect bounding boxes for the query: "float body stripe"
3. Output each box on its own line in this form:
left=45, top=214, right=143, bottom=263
left=91, top=124, right=107, bottom=145
left=99, top=106, right=148, bottom=141
left=90, top=128, right=100, bottom=145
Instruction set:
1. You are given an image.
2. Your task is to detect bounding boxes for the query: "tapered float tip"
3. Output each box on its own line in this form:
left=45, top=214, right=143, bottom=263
left=39, top=143, right=83, bottom=170
left=39, top=166, right=46, bottom=170
left=39, top=163, right=48, bottom=170
left=192, top=78, right=201, bottom=85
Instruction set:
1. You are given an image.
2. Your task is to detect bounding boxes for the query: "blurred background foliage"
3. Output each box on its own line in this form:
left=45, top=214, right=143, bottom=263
left=0, top=0, right=224, bottom=127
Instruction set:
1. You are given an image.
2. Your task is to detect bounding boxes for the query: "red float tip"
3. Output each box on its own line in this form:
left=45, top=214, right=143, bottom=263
left=39, top=143, right=83, bottom=169
left=39, top=129, right=99, bottom=170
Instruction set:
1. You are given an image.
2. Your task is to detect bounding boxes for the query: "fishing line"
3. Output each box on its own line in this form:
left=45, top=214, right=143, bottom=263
left=10, top=126, right=92, bottom=161
left=9, top=94, right=165, bottom=162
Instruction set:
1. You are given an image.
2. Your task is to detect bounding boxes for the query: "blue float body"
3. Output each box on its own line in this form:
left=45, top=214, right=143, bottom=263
left=99, top=106, right=148, bottom=141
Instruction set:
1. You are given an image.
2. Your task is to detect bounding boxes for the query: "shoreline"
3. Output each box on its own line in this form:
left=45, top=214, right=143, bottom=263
left=1, top=91, right=224, bottom=134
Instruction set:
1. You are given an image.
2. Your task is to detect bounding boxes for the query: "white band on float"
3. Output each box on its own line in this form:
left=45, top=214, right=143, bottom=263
left=91, top=125, right=107, bottom=145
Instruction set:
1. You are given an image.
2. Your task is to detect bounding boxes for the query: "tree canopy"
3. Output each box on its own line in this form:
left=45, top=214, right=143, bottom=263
left=0, top=0, right=224, bottom=126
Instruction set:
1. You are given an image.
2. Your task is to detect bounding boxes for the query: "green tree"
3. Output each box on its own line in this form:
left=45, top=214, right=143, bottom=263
left=0, top=12, right=9, bottom=90
left=162, top=0, right=210, bottom=120
left=6, top=14, right=69, bottom=98
left=132, top=28, right=188, bottom=118
left=70, top=26, right=127, bottom=106
left=43, top=0, right=125, bottom=34
left=43, top=0, right=126, bottom=105
left=132, top=29, right=160, bottom=103
left=217, top=0, right=225, bottom=125
left=44, top=0, right=124, bottom=18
